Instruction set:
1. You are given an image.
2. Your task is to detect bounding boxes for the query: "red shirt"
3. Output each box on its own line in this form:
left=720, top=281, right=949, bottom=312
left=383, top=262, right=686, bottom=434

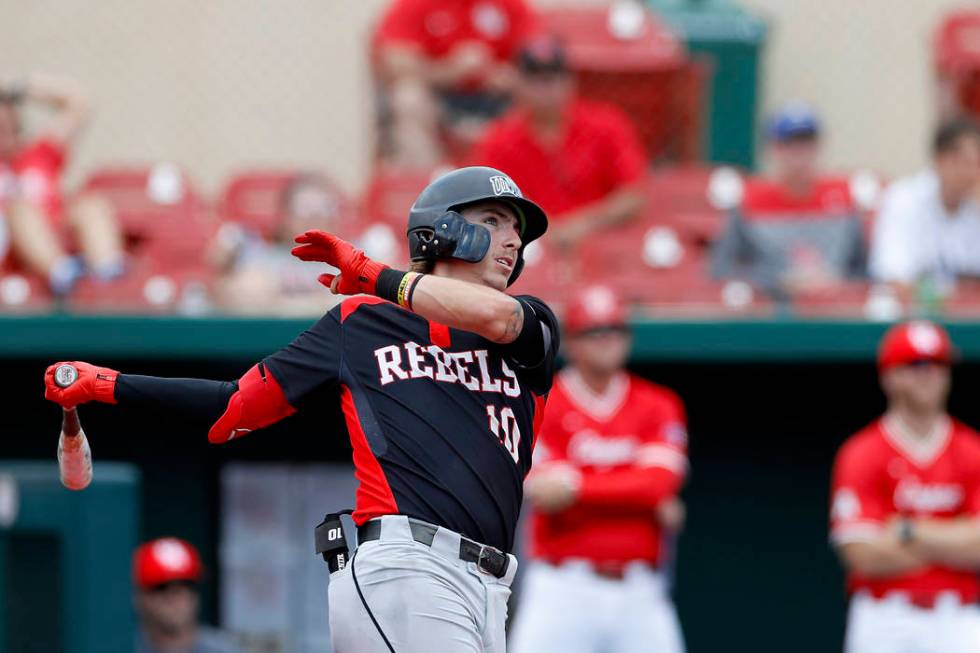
left=528, top=369, right=688, bottom=566
left=830, top=416, right=980, bottom=602
left=374, top=0, right=535, bottom=64
left=473, top=100, right=646, bottom=219
left=13, top=137, right=67, bottom=221
left=742, top=177, right=855, bottom=220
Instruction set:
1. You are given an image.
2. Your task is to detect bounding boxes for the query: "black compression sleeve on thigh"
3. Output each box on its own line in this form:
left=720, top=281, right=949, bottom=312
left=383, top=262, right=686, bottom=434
left=115, top=374, right=237, bottom=425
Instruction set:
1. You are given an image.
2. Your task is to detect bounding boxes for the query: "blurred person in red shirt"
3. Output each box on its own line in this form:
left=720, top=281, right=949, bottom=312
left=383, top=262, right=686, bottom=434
left=0, top=74, right=125, bottom=295
left=134, top=537, right=242, bottom=653
left=472, top=36, right=647, bottom=252
left=510, top=285, right=687, bottom=653
left=373, top=0, right=537, bottom=170
left=711, top=101, right=867, bottom=301
left=830, top=321, right=980, bottom=652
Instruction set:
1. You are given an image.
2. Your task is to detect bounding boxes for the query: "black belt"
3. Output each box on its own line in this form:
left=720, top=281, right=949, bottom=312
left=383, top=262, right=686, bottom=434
left=357, top=518, right=510, bottom=579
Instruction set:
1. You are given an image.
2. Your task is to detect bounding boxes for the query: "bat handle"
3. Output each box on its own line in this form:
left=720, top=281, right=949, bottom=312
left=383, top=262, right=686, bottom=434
left=62, top=406, right=81, bottom=437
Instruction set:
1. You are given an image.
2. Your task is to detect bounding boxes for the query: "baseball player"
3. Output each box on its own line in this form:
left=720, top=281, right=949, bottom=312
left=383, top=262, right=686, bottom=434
left=43, top=166, right=559, bottom=653
left=134, top=537, right=243, bottom=653
left=509, top=285, right=687, bottom=653
left=830, top=320, right=980, bottom=653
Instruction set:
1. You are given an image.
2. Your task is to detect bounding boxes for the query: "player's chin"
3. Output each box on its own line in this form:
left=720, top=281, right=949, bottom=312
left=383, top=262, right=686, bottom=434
left=484, top=271, right=510, bottom=292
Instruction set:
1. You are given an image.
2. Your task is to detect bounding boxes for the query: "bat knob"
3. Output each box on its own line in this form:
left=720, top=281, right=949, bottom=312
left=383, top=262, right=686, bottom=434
left=54, top=364, right=79, bottom=389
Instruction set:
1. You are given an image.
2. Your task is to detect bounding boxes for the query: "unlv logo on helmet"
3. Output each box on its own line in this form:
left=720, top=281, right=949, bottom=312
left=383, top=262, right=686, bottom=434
left=489, top=175, right=521, bottom=197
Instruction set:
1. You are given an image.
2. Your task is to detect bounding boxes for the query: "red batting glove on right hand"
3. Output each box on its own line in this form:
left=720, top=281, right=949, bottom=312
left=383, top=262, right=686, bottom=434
left=44, top=361, right=119, bottom=408
left=291, top=230, right=389, bottom=296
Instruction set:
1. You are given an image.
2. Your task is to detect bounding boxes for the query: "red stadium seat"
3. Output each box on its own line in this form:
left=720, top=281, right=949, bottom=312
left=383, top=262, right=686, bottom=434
left=791, top=282, right=872, bottom=318
left=539, top=6, right=706, bottom=162
left=66, top=259, right=215, bottom=315
left=360, top=167, right=437, bottom=232
left=219, top=169, right=360, bottom=241
left=507, top=242, right=579, bottom=309
left=646, top=166, right=726, bottom=244
left=0, top=273, right=53, bottom=313
left=82, top=164, right=216, bottom=267
left=82, top=164, right=206, bottom=238
left=935, top=10, right=980, bottom=119
left=218, top=169, right=297, bottom=240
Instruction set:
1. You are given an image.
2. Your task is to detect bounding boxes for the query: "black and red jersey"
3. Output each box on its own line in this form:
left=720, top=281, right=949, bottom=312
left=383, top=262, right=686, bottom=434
left=262, top=295, right=558, bottom=552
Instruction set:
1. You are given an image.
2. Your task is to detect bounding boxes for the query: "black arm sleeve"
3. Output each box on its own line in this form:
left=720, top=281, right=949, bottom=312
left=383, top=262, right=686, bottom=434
left=503, top=296, right=560, bottom=393
left=115, top=375, right=237, bottom=426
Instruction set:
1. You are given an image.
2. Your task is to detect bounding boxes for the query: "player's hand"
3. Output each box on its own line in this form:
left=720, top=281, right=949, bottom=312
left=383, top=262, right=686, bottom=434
left=525, top=463, right=581, bottom=513
left=291, top=230, right=389, bottom=296
left=44, top=361, right=119, bottom=408
left=655, top=498, right=686, bottom=533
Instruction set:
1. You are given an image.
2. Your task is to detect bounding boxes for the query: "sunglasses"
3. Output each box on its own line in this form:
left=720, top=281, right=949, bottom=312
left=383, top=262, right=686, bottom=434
left=572, top=326, right=630, bottom=338
left=145, top=580, right=198, bottom=593
left=903, top=360, right=949, bottom=369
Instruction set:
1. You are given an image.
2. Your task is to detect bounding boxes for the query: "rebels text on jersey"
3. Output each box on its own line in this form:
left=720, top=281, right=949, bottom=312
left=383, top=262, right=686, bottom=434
left=830, top=416, right=980, bottom=602
left=263, top=295, right=558, bottom=553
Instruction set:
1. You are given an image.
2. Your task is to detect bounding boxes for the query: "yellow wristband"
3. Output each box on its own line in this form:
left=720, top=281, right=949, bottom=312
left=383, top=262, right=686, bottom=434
left=397, top=272, right=417, bottom=308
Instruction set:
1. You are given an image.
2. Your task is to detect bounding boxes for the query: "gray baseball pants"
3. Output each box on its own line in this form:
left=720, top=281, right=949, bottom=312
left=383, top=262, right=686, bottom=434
left=328, top=515, right=518, bottom=653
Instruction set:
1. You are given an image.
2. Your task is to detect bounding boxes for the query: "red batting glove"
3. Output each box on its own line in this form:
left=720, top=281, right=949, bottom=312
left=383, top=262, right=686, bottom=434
left=44, top=361, right=119, bottom=408
left=291, top=230, right=389, bottom=296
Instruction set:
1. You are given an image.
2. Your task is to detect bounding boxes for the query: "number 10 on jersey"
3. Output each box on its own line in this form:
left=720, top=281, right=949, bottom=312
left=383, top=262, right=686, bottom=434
left=487, top=405, right=521, bottom=463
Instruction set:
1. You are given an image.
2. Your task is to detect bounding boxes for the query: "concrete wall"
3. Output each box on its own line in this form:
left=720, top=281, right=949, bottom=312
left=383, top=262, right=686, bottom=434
left=0, top=0, right=965, bottom=196
left=742, top=0, right=966, bottom=177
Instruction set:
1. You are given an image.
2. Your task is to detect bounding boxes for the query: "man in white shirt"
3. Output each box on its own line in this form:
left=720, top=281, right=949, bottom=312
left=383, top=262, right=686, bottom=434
left=869, top=119, right=980, bottom=291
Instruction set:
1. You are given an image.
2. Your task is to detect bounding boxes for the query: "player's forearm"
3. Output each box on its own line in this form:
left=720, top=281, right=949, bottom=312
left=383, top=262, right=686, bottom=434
left=557, top=186, right=645, bottom=233
left=380, top=47, right=465, bottom=87
left=24, top=74, right=92, bottom=143
left=837, top=539, right=927, bottom=578
left=410, top=274, right=524, bottom=343
left=909, top=519, right=980, bottom=569
left=115, top=374, right=236, bottom=426
left=576, top=467, right=682, bottom=510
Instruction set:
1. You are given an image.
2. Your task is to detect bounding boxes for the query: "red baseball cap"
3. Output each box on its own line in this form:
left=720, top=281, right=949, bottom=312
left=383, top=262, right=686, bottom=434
left=877, top=320, right=956, bottom=370
left=564, top=285, right=628, bottom=336
left=133, top=537, right=203, bottom=589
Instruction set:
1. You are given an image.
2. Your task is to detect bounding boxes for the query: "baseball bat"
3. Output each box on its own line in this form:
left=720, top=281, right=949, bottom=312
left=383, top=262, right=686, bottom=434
left=54, top=364, right=93, bottom=490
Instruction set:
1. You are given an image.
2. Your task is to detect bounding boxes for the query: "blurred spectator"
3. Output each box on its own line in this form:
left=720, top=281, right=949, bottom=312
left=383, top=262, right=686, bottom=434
left=711, top=101, right=867, bottom=301
left=134, top=537, right=242, bottom=653
left=211, top=173, right=347, bottom=316
left=869, top=119, right=980, bottom=297
left=0, top=74, right=125, bottom=295
left=472, top=36, right=647, bottom=251
left=373, top=0, right=537, bottom=170
left=511, top=286, right=687, bottom=653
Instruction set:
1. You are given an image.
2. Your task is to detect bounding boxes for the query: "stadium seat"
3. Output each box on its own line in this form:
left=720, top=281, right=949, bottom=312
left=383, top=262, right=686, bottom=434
left=219, top=169, right=360, bottom=241
left=791, top=282, right=873, bottom=318
left=0, top=273, right=53, bottom=313
left=360, top=167, right=437, bottom=232
left=81, top=164, right=216, bottom=266
left=538, top=5, right=706, bottom=162
left=507, top=241, right=578, bottom=309
left=935, top=10, right=980, bottom=119
left=218, top=169, right=297, bottom=240
left=82, top=163, right=206, bottom=237
left=646, top=166, right=726, bottom=244
left=66, top=258, right=215, bottom=315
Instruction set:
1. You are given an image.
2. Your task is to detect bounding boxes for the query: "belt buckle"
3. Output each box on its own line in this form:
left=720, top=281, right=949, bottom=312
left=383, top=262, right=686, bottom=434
left=477, top=544, right=507, bottom=578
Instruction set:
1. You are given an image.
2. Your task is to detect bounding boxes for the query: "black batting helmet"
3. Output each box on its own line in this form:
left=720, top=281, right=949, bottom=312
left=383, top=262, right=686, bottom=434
left=407, top=166, right=548, bottom=286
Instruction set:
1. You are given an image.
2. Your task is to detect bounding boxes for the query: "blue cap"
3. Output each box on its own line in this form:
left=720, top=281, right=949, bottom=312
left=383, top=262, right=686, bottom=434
left=767, top=101, right=820, bottom=141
